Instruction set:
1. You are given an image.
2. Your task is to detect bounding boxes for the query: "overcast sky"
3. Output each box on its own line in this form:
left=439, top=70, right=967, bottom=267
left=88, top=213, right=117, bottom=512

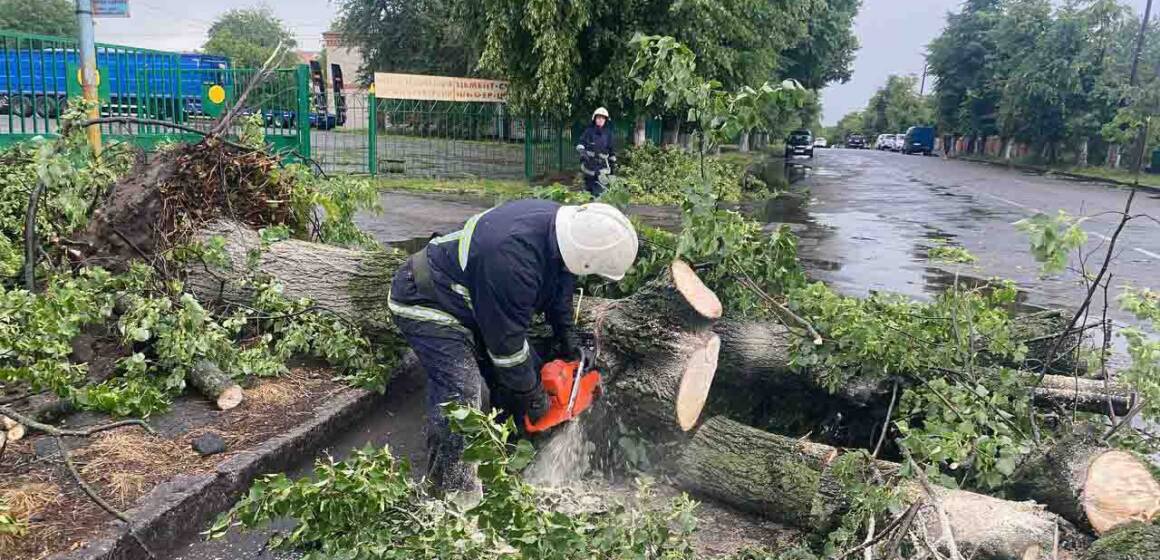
left=96, top=0, right=1155, bottom=125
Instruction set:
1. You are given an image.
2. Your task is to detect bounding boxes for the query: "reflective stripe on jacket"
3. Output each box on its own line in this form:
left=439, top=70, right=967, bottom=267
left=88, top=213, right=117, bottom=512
left=388, top=199, right=576, bottom=392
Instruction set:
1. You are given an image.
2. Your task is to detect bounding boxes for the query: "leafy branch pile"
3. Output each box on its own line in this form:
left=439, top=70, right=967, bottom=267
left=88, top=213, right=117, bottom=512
left=214, top=405, right=810, bottom=560
left=1, top=116, right=392, bottom=419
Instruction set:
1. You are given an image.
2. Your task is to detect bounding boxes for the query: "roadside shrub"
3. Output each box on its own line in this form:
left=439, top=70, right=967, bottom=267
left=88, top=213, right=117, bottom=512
left=617, top=144, right=745, bottom=204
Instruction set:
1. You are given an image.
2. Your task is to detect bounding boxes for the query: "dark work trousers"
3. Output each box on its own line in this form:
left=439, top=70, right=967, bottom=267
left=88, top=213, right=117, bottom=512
left=393, top=316, right=500, bottom=496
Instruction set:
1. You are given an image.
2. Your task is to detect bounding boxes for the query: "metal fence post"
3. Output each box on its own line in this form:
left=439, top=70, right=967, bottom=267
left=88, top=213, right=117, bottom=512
left=295, top=64, right=312, bottom=162
left=368, top=89, right=378, bottom=176
left=524, top=116, right=534, bottom=181
left=556, top=120, right=564, bottom=173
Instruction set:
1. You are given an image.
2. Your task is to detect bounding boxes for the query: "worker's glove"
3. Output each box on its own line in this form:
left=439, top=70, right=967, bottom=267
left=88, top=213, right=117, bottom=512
left=510, top=384, right=550, bottom=423
left=608, top=155, right=617, bottom=163
left=555, top=328, right=581, bottom=361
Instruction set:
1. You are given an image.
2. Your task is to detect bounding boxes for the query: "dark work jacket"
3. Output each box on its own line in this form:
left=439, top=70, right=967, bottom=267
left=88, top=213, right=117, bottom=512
left=389, top=199, right=576, bottom=393
left=579, top=122, right=615, bottom=157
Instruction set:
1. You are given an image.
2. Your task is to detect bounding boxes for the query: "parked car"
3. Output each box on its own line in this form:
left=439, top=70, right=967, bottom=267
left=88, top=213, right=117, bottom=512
left=875, top=134, right=893, bottom=150
left=813, top=137, right=828, bottom=149
left=902, top=126, right=935, bottom=155
left=846, top=134, right=866, bottom=149
left=785, top=129, right=814, bottom=158
left=891, top=134, right=906, bottom=152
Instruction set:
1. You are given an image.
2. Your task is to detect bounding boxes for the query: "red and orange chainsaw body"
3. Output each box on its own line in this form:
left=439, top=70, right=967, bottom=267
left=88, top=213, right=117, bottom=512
left=523, top=358, right=602, bottom=434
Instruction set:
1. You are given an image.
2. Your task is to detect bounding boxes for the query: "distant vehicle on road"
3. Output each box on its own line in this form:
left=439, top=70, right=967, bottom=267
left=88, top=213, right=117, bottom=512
left=875, top=134, right=894, bottom=150
left=902, top=126, right=935, bottom=155
left=785, top=129, right=814, bottom=158
left=892, top=134, right=906, bottom=152
left=846, top=134, right=866, bottom=149
left=814, top=137, right=828, bottom=148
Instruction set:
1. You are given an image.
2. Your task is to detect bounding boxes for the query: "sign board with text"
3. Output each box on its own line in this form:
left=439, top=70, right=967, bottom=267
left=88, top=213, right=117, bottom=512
left=373, top=73, right=508, bottom=103
left=92, top=0, right=130, bottom=18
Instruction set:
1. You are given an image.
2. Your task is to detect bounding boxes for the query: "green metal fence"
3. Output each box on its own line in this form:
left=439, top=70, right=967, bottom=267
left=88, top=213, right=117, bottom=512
left=0, top=30, right=311, bottom=157
left=1, top=29, right=663, bottom=181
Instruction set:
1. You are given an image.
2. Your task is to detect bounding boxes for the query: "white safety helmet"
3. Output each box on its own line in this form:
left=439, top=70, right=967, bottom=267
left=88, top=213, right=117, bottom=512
left=556, top=203, right=638, bottom=281
left=592, top=107, right=610, bottom=120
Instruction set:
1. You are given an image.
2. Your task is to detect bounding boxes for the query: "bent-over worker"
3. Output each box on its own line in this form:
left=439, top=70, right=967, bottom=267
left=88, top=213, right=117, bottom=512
left=388, top=199, right=638, bottom=501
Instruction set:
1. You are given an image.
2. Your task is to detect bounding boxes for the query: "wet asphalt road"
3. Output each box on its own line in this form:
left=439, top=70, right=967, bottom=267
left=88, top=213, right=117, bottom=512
left=162, top=148, right=1158, bottom=559
left=781, top=148, right=1158, bottom=331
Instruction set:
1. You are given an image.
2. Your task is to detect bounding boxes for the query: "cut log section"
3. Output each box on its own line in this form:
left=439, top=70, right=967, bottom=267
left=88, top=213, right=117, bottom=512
left=1009, top=437, right=1160, bottom=535
left=1083, top=522, right=1160, bottom=560
left=579, top=261, right=723, bottom=435
left=677, top=416, right=1084, bottom=560
left=2, top=414, right=24, bottom=442
left=188, top=360, right=244, bottom=410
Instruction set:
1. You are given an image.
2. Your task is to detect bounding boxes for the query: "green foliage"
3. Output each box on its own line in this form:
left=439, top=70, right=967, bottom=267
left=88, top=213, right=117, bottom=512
left=616, top=145, right=746, bottom=205
left=859, top=75, right=934, bottom=139
left=0, top=0, right=77, bottom=36
left=335, top=0, right=484, bottom=82
left=202, top=7, right=299, bottom=69
left=1118, top=287, right=1160, bottom=424
left=238, top=114, right=266, bottom=150
left=1015, top=211, right=1088, bottom=276
left=0, top=496, right=26, bottom=537
left=788, top=280, right=1035, bottom=489
left=822, top=451, right=901, bottom=556
left=928, top=242, right=978, bottom=264
left=0, top=106, right=133, bottom=283
left=215, top=405, right=708, bottom=559
left=529, top=183, right=594, bottom=205
left=283, top=167, right=382, bottom=248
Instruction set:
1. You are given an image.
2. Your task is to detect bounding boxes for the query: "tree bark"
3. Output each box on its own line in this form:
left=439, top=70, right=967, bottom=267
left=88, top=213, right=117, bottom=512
left=634, top=115, right=647, bottom=147
left=1009, top=437, right=1160, bottom=535
left=677, top=416, right=1085, bottom=560
left=188, top=359, right=244, bottom=410
left=577, top=260, right=723, bottom=434
left=1084, top=522, right=1160, bottom=560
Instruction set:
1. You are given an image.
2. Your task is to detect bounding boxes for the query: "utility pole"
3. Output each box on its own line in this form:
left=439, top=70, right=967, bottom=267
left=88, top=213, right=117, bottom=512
left=920, top=62, right=928, bottom=96
left=76, top=0, right=102, bottom=156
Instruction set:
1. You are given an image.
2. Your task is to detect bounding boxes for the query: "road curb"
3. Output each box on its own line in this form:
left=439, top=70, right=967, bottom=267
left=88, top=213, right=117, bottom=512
left=49, top=386, right=387, bottom=560
left=951, top=155, right=1160, bottom=194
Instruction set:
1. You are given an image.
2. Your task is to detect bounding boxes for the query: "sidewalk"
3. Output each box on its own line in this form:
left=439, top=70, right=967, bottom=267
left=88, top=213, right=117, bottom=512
left=949, top=154, right=1160, bottom=193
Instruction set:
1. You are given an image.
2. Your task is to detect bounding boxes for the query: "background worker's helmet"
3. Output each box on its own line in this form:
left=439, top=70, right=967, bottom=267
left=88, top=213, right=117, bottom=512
left=592, top=107, right=610, bottom=120
left=556, top=203, right=638, bottom=281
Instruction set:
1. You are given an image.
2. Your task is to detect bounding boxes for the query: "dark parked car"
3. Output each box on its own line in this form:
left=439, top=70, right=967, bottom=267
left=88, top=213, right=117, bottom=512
left=846, top=134, right=866, bottom=149
left=902, top=126, right=935, bottom=155
left=785, top=129, right=814, bottom=158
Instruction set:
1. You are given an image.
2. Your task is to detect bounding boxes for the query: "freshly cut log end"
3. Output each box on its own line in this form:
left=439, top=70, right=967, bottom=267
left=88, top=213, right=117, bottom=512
left=1, top=415, right=23, bottom=442
left=670, top=260, right=722, bottom=321
left=675, top=334, right=720, bottom=431
left=1083, top=451, right=1160, bottom=534
left=189, top=360, right=245, bottom=411
left=1011, top=437, right=1160, bottom=536
left=610, top=332, right=722, bottom=437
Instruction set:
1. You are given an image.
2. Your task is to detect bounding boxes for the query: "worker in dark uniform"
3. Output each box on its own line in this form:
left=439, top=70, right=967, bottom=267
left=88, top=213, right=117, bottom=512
left=577, top=107, right=616, bottom=197
left=388, top=199, right=638, bottom=503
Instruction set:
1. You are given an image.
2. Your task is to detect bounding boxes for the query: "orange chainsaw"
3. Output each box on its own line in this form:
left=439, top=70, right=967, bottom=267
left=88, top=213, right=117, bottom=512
left=524, top=348, right=602, bottom=434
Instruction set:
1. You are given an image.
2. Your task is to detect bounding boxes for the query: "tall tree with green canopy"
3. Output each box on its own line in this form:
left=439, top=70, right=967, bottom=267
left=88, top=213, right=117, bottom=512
left=927, top=0, right=1002, bottom=140
left=334, top=0, right=485, bottom=82
left=0, top=0, right=77, bottom=37
left=780, top=0, right=861, bottom=90
left=203, top=7, right=299, bottom=69
left=860, top=74, right=932, bottom=137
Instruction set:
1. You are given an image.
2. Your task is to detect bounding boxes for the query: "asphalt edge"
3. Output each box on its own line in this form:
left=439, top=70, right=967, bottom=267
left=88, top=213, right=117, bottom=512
left=49, top=385, right=387, bottom=560
left=950, top=155, right=1160, bottom=194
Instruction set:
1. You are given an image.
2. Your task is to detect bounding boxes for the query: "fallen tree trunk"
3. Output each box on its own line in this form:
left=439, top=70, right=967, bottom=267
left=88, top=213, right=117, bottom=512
left=185, top=222, right=1133, bottom=425
left=189, top=359, right=244, bottom=410
left=677, top=416, right=1088, bottom=559
left=1009, top=437, right=1160, bottom=535
left=185, top=224, right=724, bottom=433
left=710, top=318, right=1133, bottom=417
